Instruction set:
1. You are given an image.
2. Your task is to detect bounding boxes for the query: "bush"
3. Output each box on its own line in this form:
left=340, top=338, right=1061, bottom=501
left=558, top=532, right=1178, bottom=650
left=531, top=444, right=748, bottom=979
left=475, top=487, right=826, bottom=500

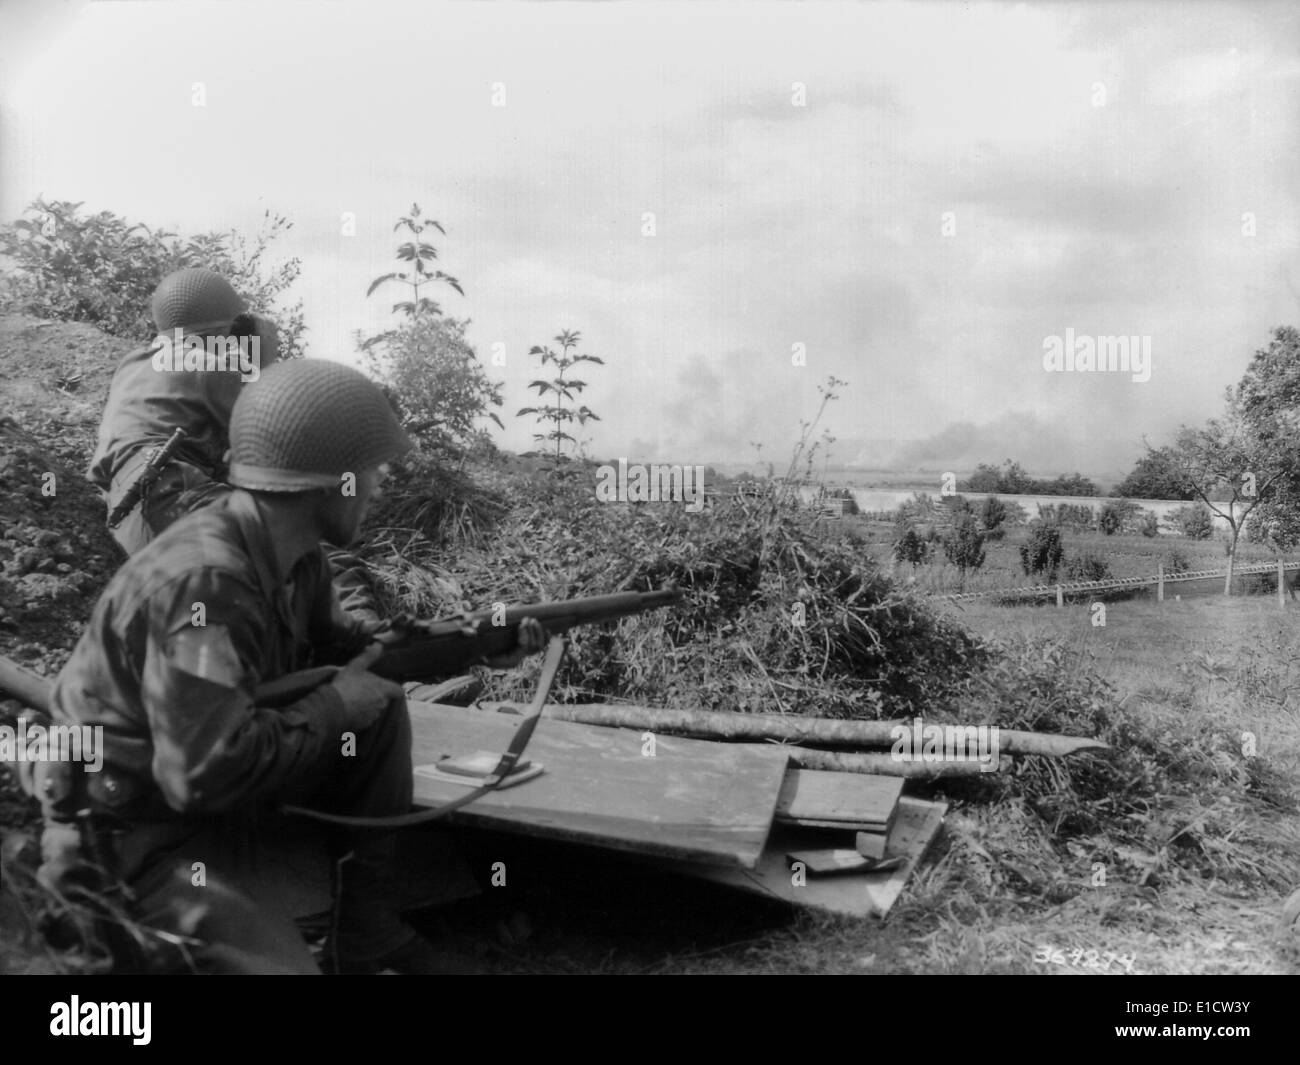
left=363, top=314, right=504, bottom=458
left=1019, top=521, right=1065, bottom=582
left=0, top=198, right=305, bottom=353
left=1169, top=503, right=1214, bottom=540
left=1064, top=552, right=1112, bottom=583
left=1098, top=499, right=1141, bottom=535
left=1138, top=510, right=1160, bottom=537
left=1164, top=549, right=1191, bottom=575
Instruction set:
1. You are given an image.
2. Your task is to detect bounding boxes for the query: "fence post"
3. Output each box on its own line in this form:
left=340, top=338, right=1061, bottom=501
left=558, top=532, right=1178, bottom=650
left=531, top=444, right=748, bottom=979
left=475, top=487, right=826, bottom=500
left=1056, top=584, right=1063, bottom=608
left=1157, top=560, right=1164, bottom=603
left=1279, top=559, right=1286, bottom=609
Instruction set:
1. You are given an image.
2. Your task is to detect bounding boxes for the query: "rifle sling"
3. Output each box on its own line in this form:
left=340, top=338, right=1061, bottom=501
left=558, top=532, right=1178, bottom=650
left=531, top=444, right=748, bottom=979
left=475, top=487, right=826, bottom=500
left=281, top=636, right=566, bottom=829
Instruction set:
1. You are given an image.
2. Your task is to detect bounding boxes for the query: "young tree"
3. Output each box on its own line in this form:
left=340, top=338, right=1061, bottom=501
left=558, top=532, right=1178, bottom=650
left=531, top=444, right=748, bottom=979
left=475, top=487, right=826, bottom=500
left=360, top=204, right=504, bottom=457
left=942, top=514, right=986, bottom=590
left=1167, top=404, right=1284, bottom=594
left=518, top=330, right=603, bottom=463
left=1019, top=521, right=1065, bottom=582
left=979, top=494, right=1008, bottom=540
left=892, top=526, right=933, bottom=571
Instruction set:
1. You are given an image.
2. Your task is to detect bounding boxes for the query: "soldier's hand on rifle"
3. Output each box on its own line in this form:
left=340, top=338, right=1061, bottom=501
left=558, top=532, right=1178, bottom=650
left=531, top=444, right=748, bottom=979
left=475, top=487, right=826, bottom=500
left=365, top=612, right=416, bottom=648
left=482, top=617, right=546, bottom=670
left=329, top=643, right=405, bottom=731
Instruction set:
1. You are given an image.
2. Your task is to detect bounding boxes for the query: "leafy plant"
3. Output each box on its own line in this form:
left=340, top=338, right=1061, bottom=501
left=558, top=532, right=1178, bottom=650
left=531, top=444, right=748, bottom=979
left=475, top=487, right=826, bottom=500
left=359, top=204, right=503, bottom=458
left=362, top=203, right=463, bottom=324
left=517, top=330, right=603, bottom=463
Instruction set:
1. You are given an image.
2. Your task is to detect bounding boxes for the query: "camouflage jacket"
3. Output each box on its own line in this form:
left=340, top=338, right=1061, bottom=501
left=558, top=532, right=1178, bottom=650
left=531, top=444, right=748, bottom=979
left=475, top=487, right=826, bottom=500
left=47, top=489, right=372, bottom=818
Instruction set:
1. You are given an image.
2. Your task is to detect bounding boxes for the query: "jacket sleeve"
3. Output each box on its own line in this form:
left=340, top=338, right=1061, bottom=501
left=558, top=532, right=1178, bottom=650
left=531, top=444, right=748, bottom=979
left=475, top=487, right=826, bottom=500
left=139, top=571, right=351, bottom=814
left=308, top=546, right=379, bottom=664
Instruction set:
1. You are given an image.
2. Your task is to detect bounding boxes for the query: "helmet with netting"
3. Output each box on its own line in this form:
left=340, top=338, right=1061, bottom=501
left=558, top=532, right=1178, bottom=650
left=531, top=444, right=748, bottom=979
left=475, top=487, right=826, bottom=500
left=228, top=359, right=410, bottom=491
left=151, top=268, right=246, bottom=335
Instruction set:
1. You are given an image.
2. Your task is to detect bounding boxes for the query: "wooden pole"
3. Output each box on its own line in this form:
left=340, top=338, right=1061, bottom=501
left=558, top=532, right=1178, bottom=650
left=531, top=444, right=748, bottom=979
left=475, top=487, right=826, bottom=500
left=787, top=748, right=1001, bottom=777
left=475, top=701, right=1109, bottom=755
left=1279, top=559, right=1286, bottom=609
left=1056, top=584, right=1063, bottom=608
left=0, top=656, right=52, bottom=713
left=1157, top=560, right=1164, bottom=603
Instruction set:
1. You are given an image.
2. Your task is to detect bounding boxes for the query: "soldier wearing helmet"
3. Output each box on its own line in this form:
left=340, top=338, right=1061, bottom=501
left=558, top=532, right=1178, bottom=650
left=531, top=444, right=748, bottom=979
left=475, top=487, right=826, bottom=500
left=36, top=360, right=543, bottom=974
left=89, top=267, right=280, bottom=554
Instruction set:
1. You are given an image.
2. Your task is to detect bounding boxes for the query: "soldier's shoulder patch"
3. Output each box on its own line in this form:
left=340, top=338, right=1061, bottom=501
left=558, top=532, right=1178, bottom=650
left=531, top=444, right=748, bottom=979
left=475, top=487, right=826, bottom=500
left=164, top=623, right=246, bottom=689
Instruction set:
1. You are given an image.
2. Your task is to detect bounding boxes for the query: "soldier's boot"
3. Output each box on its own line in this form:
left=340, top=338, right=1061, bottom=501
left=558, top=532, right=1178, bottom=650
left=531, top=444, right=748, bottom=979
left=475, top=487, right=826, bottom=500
left=323, top=832, right=483, bottom=975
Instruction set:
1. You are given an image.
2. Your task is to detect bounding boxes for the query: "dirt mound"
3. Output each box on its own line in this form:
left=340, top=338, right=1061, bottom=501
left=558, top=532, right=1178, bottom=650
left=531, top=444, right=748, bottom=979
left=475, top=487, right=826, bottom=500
left=0, top=314, right=127, bottom=656
left=0, top=315, right=129, bottom=835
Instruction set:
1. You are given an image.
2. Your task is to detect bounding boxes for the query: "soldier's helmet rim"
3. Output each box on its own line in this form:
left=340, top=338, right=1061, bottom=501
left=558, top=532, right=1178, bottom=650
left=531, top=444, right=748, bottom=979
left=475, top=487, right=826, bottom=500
left=151, top=268, right=246, bottom=335
left=227, top=359, right=411, bottom=492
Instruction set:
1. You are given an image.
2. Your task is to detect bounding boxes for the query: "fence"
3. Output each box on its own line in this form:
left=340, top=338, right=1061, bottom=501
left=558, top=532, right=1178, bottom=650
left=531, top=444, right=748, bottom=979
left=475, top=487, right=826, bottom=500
left=931, top=559, right=1300, bottom=605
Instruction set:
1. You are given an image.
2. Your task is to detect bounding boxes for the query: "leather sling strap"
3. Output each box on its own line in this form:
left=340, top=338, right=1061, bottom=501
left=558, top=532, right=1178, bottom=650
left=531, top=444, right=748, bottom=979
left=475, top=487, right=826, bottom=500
left=281, top=637, right=566, bottom=829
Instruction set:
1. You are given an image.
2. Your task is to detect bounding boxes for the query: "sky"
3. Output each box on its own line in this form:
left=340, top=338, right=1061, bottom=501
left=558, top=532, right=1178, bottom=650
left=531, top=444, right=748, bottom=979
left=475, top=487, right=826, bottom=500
left=2, top=0, right=1298, bottom=482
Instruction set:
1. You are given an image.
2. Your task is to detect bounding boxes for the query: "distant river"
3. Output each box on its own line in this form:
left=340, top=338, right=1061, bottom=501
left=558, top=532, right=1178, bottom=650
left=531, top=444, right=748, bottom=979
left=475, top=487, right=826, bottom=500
left=799, top=487, right=1239, bottom=532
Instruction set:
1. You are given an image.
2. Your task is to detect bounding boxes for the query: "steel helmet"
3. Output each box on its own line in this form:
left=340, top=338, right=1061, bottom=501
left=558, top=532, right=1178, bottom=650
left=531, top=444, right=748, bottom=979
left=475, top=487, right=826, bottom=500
left=151, top=268, right=245, bottom=335
left=227, top=359, right=411, bottom=491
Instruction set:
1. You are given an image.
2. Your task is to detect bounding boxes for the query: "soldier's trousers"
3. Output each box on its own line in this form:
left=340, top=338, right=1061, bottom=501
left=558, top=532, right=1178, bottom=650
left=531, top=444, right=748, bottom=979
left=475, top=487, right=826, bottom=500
left=39, top=695, right=415, bottom=975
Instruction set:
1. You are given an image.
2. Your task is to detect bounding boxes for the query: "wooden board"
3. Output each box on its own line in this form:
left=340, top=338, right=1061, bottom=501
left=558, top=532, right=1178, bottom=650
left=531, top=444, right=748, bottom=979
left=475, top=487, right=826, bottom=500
left=775, top=769, right=902, bottom=832
left=855, top=830, right=888, bottom=861
left=678, top=797, right=946, bottom=918
left=407, top=701, right=789, bottom=869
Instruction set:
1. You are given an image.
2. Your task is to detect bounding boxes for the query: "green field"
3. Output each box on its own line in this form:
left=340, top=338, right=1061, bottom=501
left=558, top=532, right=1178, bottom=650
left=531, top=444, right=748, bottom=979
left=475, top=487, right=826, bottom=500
left=841, top=518, right=1281, bottom=599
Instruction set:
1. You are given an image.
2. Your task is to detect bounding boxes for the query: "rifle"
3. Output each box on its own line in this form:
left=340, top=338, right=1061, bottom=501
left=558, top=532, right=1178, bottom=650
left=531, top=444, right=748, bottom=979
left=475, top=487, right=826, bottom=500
left=254, top=586, right=684, bottom=705
left=107, top=427, right=187, bottom=529
left=374, top=587, right=682, bottom=680
left=0, top=588, right=685, bottom=714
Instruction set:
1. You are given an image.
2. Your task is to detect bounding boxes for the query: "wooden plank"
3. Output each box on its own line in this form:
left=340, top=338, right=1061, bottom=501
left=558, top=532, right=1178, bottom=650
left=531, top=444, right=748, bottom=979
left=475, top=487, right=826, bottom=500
left=775, top=768, right=902, bottom=830
left=407, top=701, right=789, bottom=869
left=854, top=830, right=888, bottom=861
left=677, top=797, right=946, bottom=918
